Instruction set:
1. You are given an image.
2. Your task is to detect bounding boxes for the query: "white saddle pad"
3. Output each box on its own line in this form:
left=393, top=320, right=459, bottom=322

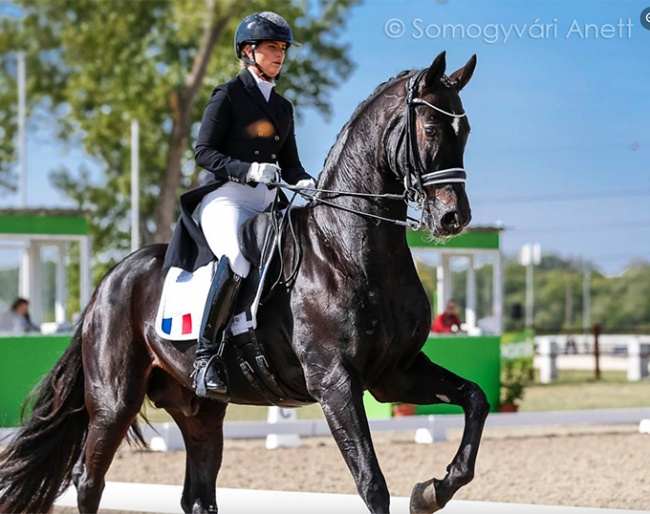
left=155, top=262, right=216, bottom=341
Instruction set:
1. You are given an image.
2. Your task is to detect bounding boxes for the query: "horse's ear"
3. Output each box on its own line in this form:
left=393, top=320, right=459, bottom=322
left=449, top=54, right=477, bottom=92
left=424, top=51, right=446, bottom=88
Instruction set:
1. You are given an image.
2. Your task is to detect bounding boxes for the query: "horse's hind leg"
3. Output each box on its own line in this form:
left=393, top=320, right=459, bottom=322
left=71, top=444, right=86, bottom=489
left=166, top=399, right=227, bottom=513
left=76, top=343, right=151, bottom=513
left=373, top=352, right=489, bottom=513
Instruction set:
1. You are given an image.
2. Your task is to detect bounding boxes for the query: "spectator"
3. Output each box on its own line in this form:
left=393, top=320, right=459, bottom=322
left=431, top=299, right=464, bottom=334
left=0, top=298, right=39, bottom=334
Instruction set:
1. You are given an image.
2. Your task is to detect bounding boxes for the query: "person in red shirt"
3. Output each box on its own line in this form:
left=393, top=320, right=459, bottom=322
left=431, top=299, right=463, bottom=334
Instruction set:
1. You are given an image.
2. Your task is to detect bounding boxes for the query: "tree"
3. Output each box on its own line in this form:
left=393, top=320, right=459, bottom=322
left=503, top=258, right=525, bottom=332
left=503, top=253, right=582, bottom=333
left=0, top=0, right=358, bottom=277
left=591, top=262, right=650, bottom=332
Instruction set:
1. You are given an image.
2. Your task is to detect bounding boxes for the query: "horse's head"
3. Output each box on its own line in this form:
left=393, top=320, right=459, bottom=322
left=404, top=51, right=476, bottom=237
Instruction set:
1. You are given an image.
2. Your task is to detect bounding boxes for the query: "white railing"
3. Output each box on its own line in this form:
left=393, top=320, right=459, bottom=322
left=535, top=335, right=650, bottom=383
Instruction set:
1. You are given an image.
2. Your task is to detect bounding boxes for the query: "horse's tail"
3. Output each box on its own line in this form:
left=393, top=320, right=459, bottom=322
left=0, top=317, right=89, bottom=513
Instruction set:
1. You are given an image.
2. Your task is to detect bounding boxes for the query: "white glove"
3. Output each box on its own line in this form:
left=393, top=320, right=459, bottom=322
left=246, top=162, right=279, bottom=185
left=295, top=178, right=316, bottom=190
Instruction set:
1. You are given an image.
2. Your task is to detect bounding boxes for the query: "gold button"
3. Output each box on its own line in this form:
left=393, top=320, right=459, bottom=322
left=274, top=135, right=280, bottom=141
left=271, top=154, right=277, bottom=160
left=254, top=150, right=259, bottom=155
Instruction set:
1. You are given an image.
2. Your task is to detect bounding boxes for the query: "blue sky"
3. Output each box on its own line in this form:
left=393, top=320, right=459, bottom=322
left=6, top=0, right=650, bottom=275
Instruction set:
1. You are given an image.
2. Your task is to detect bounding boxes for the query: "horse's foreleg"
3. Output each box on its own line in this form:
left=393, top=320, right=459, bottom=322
left=167, top=399, right=227, bottom=514
left=308, top=370, right=390, bottom=514
left=373, top=352, right=489, bottom=513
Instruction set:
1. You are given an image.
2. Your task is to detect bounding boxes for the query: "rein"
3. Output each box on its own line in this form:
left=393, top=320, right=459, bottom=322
left=269, top=182, right=421, bottom=229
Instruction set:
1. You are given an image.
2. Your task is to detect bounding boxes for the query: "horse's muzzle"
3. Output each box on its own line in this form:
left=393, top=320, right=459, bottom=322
left=426, top=184, right=472, bottom=236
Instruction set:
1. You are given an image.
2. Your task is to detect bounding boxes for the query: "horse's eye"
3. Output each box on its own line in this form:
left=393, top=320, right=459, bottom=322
left=424, top=126, right=436, bottom=137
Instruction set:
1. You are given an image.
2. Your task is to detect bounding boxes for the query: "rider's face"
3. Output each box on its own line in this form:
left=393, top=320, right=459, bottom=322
left=246, top=40, right=287, bottom=79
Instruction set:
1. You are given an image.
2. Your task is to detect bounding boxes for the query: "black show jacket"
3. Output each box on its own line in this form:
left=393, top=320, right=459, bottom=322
left=163, top=69, right=312, bottom=272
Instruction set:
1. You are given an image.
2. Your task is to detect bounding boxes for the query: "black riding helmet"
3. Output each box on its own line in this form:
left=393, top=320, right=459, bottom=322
left=234, top=11, right=301, bottom=79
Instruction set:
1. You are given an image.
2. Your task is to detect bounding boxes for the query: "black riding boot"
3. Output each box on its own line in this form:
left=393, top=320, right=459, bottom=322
left=192, top=256, right=242, bottom=401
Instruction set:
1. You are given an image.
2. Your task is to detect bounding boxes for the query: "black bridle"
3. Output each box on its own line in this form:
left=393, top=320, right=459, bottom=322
left=272, top=68, right=469, bottom=229
left=404, top=68, right=468, bottom=201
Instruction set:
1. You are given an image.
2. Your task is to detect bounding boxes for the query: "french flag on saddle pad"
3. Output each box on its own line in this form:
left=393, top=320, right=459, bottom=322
left=155, top=262, right=216, bottom=341
left=161, top=313, right=193, bottom=337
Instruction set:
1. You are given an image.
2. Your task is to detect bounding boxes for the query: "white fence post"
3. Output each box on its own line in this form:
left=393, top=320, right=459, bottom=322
left=265, top=407, right=301, bottom=449
left=538, top=338, right=558, bottom=384
left=627, top=338, right=650, bottom=381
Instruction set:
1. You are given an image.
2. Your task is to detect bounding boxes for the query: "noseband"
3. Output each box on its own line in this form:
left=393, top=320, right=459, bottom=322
left=405, top=69, right=467, bottom=197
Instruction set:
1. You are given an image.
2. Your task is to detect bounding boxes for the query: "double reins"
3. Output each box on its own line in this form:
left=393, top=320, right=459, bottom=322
left=268, top=183, right=419, bottom=229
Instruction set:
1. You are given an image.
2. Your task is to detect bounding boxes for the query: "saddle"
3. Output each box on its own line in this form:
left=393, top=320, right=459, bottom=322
left=229, top=211, right=311, bottom=407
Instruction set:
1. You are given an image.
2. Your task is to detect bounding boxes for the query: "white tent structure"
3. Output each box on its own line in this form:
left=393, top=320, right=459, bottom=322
left=0, top=209, right=92, bottom=327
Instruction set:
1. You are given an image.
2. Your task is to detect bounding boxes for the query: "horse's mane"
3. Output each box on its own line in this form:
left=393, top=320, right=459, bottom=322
left=320, top=69, right=414, bottom=175
left=339, top=69, right=412, bottom=133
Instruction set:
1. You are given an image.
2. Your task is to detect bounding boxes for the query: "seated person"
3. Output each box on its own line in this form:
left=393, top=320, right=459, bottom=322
left=431, top=299, right=463, bottom=334
left=0, top=298, right=39, bottom=334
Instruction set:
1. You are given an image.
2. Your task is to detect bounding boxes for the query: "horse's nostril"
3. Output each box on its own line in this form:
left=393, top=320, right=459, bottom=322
left=441, top=211, right=460, bottom=229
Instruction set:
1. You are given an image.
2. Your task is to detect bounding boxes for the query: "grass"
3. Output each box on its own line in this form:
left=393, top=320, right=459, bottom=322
left=140, top=370, right=649, bottom=423
left=141, top=401, right=325, bottom=424
left=520, top=370, right=650, bottom=412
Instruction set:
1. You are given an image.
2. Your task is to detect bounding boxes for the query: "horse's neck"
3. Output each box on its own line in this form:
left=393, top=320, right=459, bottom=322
left=312, top=156, right=410, bottom=263
left=318, top=126, right=406, bottom=219
left=309, top=82, right=414, bottom=261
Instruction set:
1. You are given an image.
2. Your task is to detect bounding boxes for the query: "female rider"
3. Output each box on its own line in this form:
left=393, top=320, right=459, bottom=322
left=164, top=11, right=316, bottom=400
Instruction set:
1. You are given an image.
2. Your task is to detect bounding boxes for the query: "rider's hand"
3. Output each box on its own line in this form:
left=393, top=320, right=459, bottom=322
left=295, top=178, right=317, bottom=199
left=246, top=162, right=279, bottom=185
left=295, top=178, right=316, bottom=191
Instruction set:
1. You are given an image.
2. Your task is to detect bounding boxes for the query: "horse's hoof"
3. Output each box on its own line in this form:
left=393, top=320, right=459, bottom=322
left=410, top=478, right=441, bottom=513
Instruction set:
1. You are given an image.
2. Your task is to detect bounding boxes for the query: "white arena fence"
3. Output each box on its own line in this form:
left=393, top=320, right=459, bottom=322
left=535, top=334, right=650, bottom=355
left=2, top=407, right=649, bottom=450
left=536, top=335, right=650, bottom=382
left=53, top=481, right=650, bottom=513
left=140, top=407, right=650, bottom=450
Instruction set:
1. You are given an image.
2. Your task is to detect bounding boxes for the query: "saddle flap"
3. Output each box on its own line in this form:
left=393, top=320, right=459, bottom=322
left=238, top=212, right=276, bottom=268
left=235, top=211, right=283, bottom=317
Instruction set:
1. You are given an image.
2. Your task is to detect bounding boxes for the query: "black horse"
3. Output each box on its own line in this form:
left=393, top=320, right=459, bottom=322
left=0, top=51, right=488, bottom=514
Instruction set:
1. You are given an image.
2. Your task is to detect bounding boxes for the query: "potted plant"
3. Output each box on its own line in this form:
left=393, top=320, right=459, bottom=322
left=499, top=360, right=530, bottom=412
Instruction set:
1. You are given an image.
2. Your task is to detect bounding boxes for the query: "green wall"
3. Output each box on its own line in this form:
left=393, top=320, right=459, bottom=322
left=0, top=335, right=72, bottom=427
left=407, top=229, right=500, bottom=250
left=1, top=335, right=500, bottom=425
left=0, top=213, right=88, bottom=236
left=364, top=335, right=501, bottom=417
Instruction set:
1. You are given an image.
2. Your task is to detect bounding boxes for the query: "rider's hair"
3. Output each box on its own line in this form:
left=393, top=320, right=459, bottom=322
left=238, top=45, right=250, bottom=69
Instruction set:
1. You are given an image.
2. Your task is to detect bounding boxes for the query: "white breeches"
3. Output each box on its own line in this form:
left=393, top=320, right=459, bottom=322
left=199, top=182, right=277, bottom=278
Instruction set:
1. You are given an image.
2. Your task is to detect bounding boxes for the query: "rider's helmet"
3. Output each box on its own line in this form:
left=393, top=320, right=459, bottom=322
left=234, top=11, right=301, bottom=66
